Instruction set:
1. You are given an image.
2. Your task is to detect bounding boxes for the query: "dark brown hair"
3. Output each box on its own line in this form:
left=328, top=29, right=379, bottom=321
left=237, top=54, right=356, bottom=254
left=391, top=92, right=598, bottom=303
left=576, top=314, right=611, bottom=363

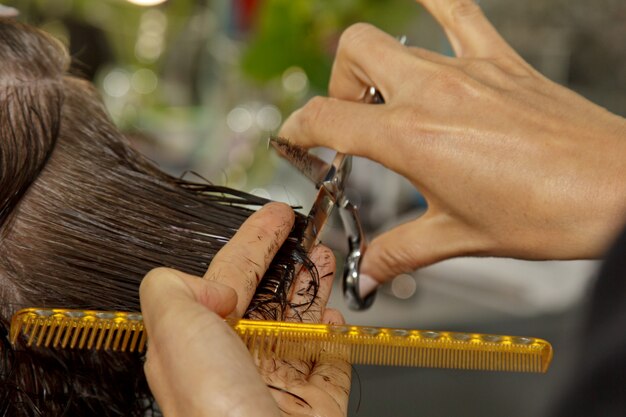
left=0, top=18, right=314, bottom=416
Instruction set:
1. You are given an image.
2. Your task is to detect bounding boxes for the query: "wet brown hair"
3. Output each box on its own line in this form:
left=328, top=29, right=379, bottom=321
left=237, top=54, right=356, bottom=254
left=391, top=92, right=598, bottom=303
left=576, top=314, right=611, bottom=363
left=0, top=18, right=315, bottom=416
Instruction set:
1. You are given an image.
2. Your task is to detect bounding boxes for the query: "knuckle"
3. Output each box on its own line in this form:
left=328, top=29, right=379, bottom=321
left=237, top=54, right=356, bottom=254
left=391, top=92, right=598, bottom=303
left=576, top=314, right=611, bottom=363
left=368, top=243, right=408, bottom=278
left=298, top=95, right=327, bottom=134
left=141, top=267, right=176, bottom=288
left=463, top=57, right=533, bottom=91
left=337, top=23, right=377, bottom=53
left=197, top=281, right=223, bottom=308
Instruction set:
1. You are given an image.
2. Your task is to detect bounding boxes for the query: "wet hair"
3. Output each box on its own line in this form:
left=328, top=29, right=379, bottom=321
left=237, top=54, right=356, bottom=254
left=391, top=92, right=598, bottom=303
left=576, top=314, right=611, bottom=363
left=0, top=18, right=315, bottom=416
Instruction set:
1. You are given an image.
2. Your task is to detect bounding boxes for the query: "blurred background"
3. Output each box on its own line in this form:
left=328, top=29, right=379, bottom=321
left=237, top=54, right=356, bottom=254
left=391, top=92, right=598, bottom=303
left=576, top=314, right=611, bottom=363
left=6, top=0, right=625, bottom=416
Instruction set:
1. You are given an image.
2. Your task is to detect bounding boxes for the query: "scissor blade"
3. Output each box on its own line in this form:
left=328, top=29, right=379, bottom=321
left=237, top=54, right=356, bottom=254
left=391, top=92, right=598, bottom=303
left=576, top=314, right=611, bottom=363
left=270, top=137, right=330, bottom=187
left=300, top=152, right=352, bottom=251
left=301, top=186, right=336, bottom=252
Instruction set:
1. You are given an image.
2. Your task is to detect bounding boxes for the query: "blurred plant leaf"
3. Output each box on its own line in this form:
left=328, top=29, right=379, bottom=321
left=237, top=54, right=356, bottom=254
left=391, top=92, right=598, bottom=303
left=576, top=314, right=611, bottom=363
left=241, top=0, right=417, bottom=92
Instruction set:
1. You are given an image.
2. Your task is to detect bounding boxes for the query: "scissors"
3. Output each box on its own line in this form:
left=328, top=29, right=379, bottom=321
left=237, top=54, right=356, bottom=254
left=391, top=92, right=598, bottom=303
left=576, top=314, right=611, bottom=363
left=271, top=37, right=407, bottom=310
left=270, top=138, right=374, bottom=311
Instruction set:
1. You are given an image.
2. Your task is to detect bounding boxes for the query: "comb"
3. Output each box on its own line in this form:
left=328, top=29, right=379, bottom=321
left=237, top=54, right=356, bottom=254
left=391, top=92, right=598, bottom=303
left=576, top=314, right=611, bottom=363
left=10, top=308, right=553, bottom=373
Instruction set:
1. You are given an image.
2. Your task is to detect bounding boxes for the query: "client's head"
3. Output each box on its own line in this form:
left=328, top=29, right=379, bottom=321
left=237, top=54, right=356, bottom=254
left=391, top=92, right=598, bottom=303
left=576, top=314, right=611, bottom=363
left=0, top=18, right=313, bottom=416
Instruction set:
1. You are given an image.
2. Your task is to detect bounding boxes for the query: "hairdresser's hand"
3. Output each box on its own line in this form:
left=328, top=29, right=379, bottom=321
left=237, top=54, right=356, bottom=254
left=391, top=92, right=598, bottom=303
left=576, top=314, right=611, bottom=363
left=279, top=0, right=626, bottom=292
left=140, top=203, right=349, bottom=417
left=257, top=245, right=350, bottom=417
left=205, top=201, right=350, bottom=416
left=139, top=204, right=287, bottom=417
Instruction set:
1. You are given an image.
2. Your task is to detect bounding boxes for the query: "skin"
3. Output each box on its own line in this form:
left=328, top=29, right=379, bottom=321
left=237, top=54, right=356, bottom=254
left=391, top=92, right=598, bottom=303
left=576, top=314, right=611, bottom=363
left=140, top=203, right=350, bottom=417
left=279, top=0, right=626, bottom=291
left=139, top=0, right=626, bottom=414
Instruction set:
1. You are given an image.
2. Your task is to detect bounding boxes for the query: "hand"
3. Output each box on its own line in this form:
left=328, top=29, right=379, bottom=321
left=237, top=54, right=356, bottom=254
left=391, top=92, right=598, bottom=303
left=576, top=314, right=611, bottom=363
left=259, top=246, right=350, bottom=417
left=279, top=0, right=626, bottom=292
left=140, top=203, right=350, bottom=417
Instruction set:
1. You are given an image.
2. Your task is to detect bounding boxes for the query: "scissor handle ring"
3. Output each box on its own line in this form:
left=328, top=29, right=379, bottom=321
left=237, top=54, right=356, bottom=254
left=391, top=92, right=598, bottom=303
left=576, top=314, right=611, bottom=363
left=339, top=199, right=376, bottom=310
left=343, top=246, right=377, bottom=311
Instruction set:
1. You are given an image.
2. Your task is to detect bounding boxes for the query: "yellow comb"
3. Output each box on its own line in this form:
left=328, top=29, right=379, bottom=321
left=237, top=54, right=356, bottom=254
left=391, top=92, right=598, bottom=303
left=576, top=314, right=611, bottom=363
left=10, top=307, right=553, bottom=373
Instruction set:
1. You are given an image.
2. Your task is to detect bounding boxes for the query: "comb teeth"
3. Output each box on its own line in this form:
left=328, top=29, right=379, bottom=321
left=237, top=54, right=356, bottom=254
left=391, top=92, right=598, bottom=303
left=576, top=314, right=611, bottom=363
left=10, top=309, right=146, bottom=353
left=232, top=321, right=552, bottom=373
left=10, top=308, right=553, bottom=373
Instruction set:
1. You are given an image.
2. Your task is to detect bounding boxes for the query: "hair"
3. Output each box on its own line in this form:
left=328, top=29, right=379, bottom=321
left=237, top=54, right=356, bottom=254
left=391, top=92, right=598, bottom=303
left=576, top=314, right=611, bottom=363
left=0, top=18, right=316, bottom=416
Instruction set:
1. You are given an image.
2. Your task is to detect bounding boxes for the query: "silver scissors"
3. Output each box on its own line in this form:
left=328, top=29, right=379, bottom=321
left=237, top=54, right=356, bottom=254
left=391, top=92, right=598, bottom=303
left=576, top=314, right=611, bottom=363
left=272, top=36, right=406, bottom=310
left=270, top=138, right=374, bottom=310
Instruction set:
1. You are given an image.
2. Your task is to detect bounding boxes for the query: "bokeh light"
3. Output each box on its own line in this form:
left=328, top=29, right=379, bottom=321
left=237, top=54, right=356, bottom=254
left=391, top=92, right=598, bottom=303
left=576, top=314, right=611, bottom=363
left=391, top=274, right=417, bottom=300
left=282, top=66, right=309, bottom=94
left=103, top=69, right=131, bottom=98
left=135, top=9, right=167, bottom=63
left=256, top=105, right=282, bottom=131
left=131, top=68, right=158, bottom=94
left=227, top=107, right=253, bottom=133
left=126, top=0, right=168, bottom=6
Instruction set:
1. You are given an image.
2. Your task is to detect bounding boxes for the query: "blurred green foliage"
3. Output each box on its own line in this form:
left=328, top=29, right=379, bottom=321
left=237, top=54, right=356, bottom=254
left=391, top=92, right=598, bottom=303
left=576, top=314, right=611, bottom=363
left=6, top=0, right=187, bottom=64
left=5, top=0, right=420, bottom=187
left=241, top=0, right=418, bottom=92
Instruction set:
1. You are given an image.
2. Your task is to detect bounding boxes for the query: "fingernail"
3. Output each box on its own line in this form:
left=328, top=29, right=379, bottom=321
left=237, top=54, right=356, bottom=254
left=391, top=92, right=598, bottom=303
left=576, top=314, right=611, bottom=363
left=0, top=5, right=19, bottom=17
left=359, top=274, right=379, bottom=298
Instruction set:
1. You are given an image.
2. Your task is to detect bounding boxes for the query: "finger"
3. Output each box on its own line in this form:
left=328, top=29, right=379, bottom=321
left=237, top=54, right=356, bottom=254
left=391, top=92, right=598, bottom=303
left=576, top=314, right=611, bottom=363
left=140, top=267, right=238, bottom=329
left=179, top=274, right=239, bottom=317
left=139, top=268, right=280, bottom=416
left=283, top=245, right=336, bottom=322
left=204, top=202, right=295, bottom=317
left=416, top=0, right=515, bottom=58
left=359, top=212, right=488, bottom=295
left=278, top=96, right=408, bottom=174
left=308, top=309, right=352, bottom=413
left=329, top=22, right=418, bottom=102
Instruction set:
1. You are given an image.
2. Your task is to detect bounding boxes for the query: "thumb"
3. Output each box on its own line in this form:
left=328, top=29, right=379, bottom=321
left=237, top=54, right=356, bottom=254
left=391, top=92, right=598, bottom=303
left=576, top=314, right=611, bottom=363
left=183, top=277, right=239, bottom=318
left=140, top=267, right=238, bottom=319
left=359, top=212, right=481, bottom=295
